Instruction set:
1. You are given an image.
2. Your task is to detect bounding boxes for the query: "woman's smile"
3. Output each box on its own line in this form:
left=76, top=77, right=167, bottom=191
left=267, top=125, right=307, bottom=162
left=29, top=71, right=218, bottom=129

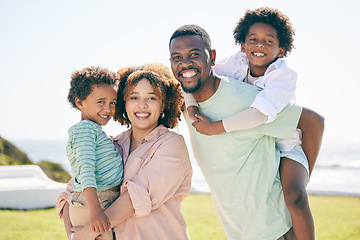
left=135, top=112, right=151, bottom=119
left=125, top=78, right=163, bottom=136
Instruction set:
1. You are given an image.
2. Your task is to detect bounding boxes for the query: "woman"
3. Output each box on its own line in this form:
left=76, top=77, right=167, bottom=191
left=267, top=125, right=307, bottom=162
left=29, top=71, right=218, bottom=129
left=57, top=63, right=193, bottom=240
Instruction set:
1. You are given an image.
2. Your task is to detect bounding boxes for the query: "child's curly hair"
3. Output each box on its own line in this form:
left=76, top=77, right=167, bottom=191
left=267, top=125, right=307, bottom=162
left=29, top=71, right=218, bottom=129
left=67, top=66, right=120, bottom=109
left=233, top=7, right=295, bottom=57
left=113, top=63, right=184, bottom=129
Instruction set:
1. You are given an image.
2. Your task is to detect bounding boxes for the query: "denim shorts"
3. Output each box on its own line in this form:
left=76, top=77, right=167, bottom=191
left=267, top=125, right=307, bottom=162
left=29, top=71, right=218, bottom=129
left=280, top=145, right=309, bottom=177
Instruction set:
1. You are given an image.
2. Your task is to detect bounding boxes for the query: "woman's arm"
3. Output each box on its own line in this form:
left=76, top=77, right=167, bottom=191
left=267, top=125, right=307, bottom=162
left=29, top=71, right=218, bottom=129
left=297, top=107, right=325, bottom=176
left=104, top=191, right=134, bottom=226
left=73, top=191, right=134, bottom=240
left=62, top=202, right=73, bottom=240
left=56, top=178, right=74, bottom=219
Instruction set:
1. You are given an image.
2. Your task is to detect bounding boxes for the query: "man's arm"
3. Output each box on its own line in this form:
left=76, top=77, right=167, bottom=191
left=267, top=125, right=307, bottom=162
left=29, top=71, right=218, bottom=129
left=297, top=107, right=325, bottom=176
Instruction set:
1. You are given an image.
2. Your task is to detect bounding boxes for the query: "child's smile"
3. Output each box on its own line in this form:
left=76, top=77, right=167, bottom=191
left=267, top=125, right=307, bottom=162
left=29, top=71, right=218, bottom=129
left=241, top=22, right=284, bottom=77
left=77, top=84, right=118, bottom=125
left=252, top=52, right=265, bottom=57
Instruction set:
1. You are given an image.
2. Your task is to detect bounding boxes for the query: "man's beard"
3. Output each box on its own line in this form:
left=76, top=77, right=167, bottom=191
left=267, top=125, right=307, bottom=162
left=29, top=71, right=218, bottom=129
left=180, top=79, right=201, bottom=94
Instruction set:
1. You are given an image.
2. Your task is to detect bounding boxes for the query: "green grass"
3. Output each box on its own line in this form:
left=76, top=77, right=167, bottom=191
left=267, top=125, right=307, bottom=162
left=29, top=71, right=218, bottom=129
left=0, top=207, right=66, bottom=240
left=309, top=195, right=360, bottom=240
left=183, top=194, right=226, bottom=239
left=0, top=195, right=359, bottom=240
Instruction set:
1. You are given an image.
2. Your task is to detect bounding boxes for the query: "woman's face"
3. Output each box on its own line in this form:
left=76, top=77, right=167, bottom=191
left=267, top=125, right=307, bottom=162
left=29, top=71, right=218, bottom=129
left=125, top=78, right=163, bottom=135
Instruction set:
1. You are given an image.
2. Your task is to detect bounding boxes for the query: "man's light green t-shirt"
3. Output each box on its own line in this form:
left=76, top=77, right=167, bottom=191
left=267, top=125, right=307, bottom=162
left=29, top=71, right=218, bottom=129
left=184, top=77, right=302, bottom=240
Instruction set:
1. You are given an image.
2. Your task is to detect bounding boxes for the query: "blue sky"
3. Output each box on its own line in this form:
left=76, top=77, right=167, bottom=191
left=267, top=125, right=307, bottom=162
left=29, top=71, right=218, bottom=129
left=1, top=0, right=359, bottom=145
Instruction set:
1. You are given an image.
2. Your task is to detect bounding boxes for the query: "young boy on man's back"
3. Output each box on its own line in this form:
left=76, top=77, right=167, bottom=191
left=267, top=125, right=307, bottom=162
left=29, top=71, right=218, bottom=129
left=184, top=8, right=319, bottom=240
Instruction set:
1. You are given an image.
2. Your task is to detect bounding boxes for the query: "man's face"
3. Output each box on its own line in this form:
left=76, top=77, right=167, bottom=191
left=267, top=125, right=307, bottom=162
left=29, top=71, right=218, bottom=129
left=169, top=35, right=214, bottom=94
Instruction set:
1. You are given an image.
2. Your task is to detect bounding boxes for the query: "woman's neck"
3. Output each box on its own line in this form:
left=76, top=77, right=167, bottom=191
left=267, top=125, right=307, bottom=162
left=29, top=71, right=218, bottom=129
left=129, top=126, right=156, bottom=153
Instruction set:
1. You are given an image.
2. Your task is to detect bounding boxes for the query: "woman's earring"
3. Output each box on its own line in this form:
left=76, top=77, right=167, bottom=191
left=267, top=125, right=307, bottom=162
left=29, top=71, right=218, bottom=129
left=160, top=112, right=165, bottom=118
left=123, top=112, right=127, bottom=119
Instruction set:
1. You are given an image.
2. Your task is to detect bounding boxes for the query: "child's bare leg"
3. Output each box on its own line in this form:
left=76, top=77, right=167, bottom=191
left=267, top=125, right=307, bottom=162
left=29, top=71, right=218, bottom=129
left=280, top=157, right=314, bottom=240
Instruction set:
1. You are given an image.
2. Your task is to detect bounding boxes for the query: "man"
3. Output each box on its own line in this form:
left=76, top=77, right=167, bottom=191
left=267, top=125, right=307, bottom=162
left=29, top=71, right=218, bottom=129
left=169, top=25, right=324, bottom=240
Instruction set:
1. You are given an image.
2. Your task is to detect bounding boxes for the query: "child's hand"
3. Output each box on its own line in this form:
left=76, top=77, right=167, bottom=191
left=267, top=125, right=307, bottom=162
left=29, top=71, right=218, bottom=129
left=187, top=106, right=201, bottom=122
left=192, top=114, right=226, bottom=136
left=90, top=208, right=111, bottom=233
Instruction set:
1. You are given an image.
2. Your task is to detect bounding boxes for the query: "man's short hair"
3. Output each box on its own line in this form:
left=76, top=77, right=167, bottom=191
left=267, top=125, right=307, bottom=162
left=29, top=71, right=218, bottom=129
left=169, top=24, right=212, bottom=51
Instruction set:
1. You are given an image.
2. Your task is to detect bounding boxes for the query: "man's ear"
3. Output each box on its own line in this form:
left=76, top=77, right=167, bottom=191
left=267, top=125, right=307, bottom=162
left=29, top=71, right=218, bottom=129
left=241, top=43, right=246, bottom=53
left=277, top=48, right=285, bottom=58
left=210, top=49, right=216, bottom=66
left=75, top=97, right=84, bottom=110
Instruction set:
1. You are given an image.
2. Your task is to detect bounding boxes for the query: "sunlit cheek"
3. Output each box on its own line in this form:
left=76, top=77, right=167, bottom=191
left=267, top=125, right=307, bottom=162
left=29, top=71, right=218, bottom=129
left=110, top=106, right=116, bottom=113
left=150, top=103, right=161, bottom=115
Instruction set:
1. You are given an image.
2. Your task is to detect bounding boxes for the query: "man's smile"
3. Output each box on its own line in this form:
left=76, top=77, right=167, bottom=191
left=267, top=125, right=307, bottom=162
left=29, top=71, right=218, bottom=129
left=180, top=69, right=198, bottom=78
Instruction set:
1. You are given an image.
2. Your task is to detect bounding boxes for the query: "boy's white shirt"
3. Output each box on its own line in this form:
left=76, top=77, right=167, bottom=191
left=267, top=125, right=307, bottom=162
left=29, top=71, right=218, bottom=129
left=183, top=51, right=297, bottom=122
left=217, top=51, right=297, bottom=122
left=182, top=51, right=301, bottom=151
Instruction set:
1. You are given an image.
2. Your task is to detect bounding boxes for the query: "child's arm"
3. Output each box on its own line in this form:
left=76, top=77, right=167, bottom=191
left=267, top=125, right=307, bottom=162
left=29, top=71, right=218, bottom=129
left=297, top=107, right=325, bottom=176
left=193, top=58, right=297, bottom=136
left=84, top=187, right=111, bottom=233
left=187, top=106, right=201, bottom=123
left=192, top=107, right=268, bottom=135
left=213, top=51, right=249, bottom=81
left=183, top=91, right=201, bottom=122
left=250, top=60, right=297, bottom=123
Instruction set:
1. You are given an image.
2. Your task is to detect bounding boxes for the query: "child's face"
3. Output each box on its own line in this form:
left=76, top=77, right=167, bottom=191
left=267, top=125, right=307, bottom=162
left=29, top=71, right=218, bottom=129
left=241, top=22, right=285, bottom=77
left=77, top=84, right=118, bottom=125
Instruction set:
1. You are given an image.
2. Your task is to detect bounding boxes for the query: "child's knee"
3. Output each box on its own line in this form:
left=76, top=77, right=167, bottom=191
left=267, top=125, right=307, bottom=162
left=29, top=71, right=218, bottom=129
left=283, top=184, right=308, bottom=209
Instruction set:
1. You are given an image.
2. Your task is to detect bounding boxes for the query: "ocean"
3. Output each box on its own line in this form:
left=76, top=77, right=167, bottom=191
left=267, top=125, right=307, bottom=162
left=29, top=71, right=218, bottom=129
left=11, top=138, right=360, bottom=196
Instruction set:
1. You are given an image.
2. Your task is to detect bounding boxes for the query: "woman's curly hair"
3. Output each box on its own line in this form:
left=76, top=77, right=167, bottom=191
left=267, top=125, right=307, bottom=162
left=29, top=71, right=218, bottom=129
left=233, top=7, right=295, bottom=57
left=67, top=66, right=120, bottom=109
left=113, top=63, right=184, bottom=129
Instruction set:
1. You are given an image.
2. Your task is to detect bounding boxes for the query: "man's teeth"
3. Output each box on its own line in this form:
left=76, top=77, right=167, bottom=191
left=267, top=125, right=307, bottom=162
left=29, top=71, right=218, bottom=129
left=181, top=71, right=197, bottom=78
left=253, top=52, right=265, bottom=57
left=99, top=115, right=108, bottom=119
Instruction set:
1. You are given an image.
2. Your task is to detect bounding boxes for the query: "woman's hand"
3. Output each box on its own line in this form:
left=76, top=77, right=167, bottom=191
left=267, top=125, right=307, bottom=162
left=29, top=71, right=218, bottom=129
left=71, top=225, right=100, bottom=240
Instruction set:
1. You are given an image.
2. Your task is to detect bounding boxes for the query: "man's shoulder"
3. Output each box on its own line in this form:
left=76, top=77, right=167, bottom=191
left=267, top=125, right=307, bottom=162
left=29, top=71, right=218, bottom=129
left=219, top=76, right=259, bottom=92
